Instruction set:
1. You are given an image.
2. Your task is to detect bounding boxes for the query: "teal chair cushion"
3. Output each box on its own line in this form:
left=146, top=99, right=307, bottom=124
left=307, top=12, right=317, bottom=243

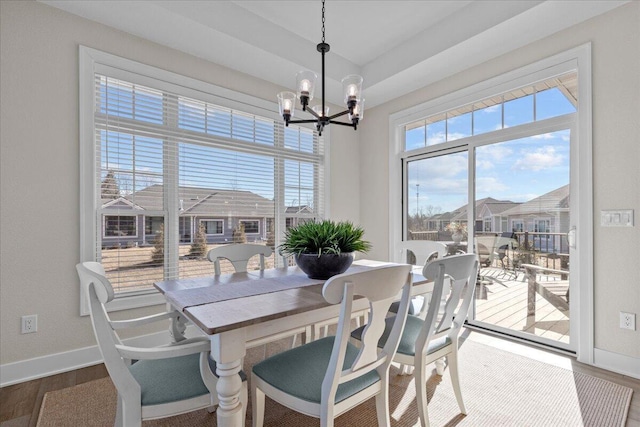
left=351, top=315, right=450, bottom=357
left=129, top=353, right=209, bottom=406
left=252, top=336, right=380, bottom=404
left=129, top=353, right=247, bottom=406
left=389, top=300, right=417, bottom=315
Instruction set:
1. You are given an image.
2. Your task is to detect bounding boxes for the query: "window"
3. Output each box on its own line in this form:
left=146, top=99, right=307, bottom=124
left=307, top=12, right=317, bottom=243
left=512, top=220, right=524, bottom=232
left=80, top=47, right=326, bottom=309
left=145, top=216, right=163, bottom=236
left=104, top=215, right=136, bottom=238
left=398, top=72, right=577, bottom=247
left=239, top=220, right=260, bottom=234
left=403, top=72, right=577, bottom=151
left=201, top=219, right=223, bottom=235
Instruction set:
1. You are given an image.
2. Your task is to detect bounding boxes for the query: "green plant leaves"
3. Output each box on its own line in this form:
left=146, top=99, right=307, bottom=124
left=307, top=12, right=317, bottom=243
left=279, top=220, right=371, bottom=256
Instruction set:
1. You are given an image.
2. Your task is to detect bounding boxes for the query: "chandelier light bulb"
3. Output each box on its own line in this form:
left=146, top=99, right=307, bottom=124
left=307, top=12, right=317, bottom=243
left=312, top=105, right=329, bottom=117
left=277, top=91, right=296, bottom=122
left=300, top=79, right=311, bottom=95
left=347, top=84, right=358, bottom=99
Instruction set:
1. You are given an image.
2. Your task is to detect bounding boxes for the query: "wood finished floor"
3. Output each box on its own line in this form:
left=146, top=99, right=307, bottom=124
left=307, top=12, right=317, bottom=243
left=475, top=267, right=570, bottom=343
left=1, top=332, right=638, bottom=426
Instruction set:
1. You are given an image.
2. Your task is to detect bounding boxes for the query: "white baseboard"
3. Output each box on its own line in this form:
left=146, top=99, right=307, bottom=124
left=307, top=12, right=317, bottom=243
left=593, top=348, right=640, bottom=379
left=0, top=326, right=202, bottom=387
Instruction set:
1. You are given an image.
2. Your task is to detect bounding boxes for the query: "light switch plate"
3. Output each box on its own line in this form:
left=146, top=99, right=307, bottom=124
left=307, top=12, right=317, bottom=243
left=601, top=209, right=634, bottom=227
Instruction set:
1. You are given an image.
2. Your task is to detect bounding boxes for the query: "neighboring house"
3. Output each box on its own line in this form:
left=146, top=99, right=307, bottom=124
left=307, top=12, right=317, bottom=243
left=478, top=201, right=522, bottom=233
left=414, top=186, right=569, bottom=239
left=449, top=197, right=519, bottom=232
left=101, top=185, right=278, bottom=246
left=501, top=184, right=570, bottom=252
left=285, top=205, right=315, bottom=229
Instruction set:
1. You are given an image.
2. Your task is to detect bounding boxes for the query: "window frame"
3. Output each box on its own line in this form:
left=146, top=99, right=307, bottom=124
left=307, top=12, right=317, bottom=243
left=79, top=46, right=330, bottom=314
left=102, top=214, right=138, bottom=239
left=239, top=219, right=260, bottom=235
left=200, top=219, right=224, bottom=236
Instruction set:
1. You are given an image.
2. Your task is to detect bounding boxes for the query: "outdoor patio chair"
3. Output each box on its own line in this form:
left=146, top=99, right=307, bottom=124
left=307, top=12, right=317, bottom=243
left=76, top=262, right=247, bottom=427
left=251, top=264, right=413, bottom=427
left=389, top=240, right=448, bottom=316
left=351, top=253, right=479, bottom=427
left=494, top=232, right=519, bottom=279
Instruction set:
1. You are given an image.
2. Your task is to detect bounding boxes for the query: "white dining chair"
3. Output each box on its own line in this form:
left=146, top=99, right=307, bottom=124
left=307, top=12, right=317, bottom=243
left=206, top=243, right=274, bottom=275
left=76, top=261, right=248, bottom=427
left=351, top=253, right=479, bottom=427
left=207, top=243, right=311, bottom=348
left=251, top=264, right=413, bottom=427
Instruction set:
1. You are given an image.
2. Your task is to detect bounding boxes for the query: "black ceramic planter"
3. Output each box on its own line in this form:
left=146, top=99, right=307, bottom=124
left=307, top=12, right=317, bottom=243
left=294, top=253, right=354, bottom=280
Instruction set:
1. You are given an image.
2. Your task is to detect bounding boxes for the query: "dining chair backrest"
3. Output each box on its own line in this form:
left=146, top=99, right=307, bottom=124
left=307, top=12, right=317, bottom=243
left=400, top=240, right=447, bottom=266
left=76, top=262, right=226, bottom=425
left=417, top=254, right=479, bottom=356
left=321, top=264, right=412, bottom=404
left=206, top=243, right=274, bottom=275
left=76, top=262, right=120, bottom=347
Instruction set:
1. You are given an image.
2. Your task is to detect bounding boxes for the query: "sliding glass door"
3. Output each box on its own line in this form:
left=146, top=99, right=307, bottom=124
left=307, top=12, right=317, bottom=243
left=470, top=128, right=574, bottom=351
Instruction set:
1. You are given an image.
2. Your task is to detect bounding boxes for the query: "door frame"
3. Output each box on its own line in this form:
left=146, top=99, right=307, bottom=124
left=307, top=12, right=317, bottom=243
left=389, top=43, right=593, bottom=362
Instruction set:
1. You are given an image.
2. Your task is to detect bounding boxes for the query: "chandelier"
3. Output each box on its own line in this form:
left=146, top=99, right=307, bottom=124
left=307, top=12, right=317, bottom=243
left=277, top=0, right=364, bottom=136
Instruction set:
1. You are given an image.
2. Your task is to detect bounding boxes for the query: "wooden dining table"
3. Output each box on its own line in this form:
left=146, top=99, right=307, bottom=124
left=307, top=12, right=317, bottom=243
left=154, top=259, right=431, bottom=427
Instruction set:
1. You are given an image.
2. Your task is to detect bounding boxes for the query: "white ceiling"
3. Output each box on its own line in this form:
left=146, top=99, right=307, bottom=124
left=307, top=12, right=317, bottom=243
left=41, top=0, right=627, bottom=108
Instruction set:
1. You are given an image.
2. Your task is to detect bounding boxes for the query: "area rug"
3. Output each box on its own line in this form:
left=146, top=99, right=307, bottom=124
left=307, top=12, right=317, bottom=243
left=37, top=339, right=632, bottom=427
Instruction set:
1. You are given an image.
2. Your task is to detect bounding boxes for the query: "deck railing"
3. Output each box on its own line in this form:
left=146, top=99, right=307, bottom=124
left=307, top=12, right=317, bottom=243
left=408, top=230, right=569, bottom=270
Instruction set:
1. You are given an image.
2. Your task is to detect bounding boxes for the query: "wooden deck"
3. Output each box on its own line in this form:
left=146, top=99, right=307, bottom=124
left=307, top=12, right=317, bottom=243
left=474, top=267, right=570, bottom=344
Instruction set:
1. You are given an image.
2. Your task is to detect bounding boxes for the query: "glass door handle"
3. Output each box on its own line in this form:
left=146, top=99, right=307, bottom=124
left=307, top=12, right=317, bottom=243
left=567, top=227, right=577, bottom=249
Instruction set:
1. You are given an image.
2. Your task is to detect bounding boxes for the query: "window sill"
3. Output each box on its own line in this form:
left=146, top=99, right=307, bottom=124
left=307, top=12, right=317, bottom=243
left=80, top=290, right=167, bottom=316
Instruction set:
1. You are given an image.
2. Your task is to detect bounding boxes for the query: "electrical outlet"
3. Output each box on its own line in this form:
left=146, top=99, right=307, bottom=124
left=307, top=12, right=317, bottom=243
left=21, top=315, right=37, bottom=334
left=620, top=312, right=636, bottom=331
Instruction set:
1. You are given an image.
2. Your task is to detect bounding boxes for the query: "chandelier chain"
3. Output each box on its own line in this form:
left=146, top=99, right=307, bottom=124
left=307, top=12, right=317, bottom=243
left=321, top=0, right=325, bottom=43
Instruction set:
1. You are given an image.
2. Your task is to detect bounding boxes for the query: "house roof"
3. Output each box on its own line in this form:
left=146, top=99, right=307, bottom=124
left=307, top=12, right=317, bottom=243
left=103, top=184, right=275, bottom=217
left=501, top=185, right=570, bottom=216
left=450, top=197, right=516, bottom=222
left=482, top=202, right=522, bottom=216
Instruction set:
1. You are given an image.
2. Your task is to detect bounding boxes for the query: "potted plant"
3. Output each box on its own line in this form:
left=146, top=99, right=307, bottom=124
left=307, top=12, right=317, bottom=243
left=279, top=220, right=372, bottom=279
left=445, top=221, right=467, bottom=244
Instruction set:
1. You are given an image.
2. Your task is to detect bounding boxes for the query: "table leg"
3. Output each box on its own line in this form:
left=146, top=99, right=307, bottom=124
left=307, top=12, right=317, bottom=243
left=211, top=330, right=247, bottom=427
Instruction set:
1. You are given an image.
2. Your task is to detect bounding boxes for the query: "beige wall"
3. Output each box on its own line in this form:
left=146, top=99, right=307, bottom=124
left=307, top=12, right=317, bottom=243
left=0, top=1, right=360, bottom=365
left=360, top=2, right=640, bottom=359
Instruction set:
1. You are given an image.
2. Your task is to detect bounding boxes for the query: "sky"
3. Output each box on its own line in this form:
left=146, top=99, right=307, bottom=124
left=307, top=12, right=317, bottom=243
left=405, top=86, right=575, bottom=215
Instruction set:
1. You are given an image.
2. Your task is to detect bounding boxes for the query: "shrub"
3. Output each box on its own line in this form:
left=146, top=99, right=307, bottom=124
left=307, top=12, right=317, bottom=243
left=151, top=224, right=164, bottom=264
left=232, top=223, right=247, bottom=243
left=189, top=224, right=208, bottom=258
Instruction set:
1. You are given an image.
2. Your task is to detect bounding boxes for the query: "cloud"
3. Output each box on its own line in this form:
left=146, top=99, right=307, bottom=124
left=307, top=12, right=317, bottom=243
left=481, top=105, right=500, bottom=113
left=531, top=133, right=555, bottom=140
left=476, top=177, right=508, bottom=194
left=426, top=131, right=446, bottom=145
left=513, top=146, right=564, bottom=171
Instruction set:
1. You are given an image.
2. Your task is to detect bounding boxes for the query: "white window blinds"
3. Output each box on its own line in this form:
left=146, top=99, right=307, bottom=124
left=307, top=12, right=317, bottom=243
left=93, top=74, right=325, bottom=295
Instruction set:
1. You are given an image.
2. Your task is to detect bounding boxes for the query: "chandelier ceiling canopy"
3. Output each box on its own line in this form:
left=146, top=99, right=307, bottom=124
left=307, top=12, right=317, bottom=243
left=277, top=0, right=364, bottom=136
